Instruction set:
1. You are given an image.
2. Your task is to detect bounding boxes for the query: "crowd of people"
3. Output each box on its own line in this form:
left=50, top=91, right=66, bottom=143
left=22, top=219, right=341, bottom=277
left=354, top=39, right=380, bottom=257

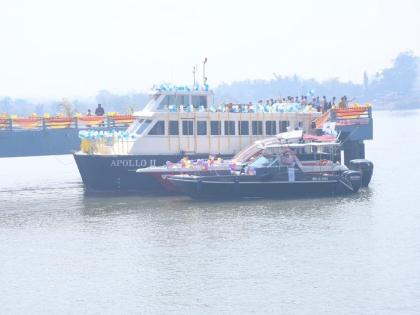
left=250, top=95, right=352, bottom=113
left=86, top=96, right=352, bottom=116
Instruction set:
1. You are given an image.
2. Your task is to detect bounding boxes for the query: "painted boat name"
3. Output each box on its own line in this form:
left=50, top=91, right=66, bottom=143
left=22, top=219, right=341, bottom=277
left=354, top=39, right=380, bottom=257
left=110, top=159, right=156, bottom=167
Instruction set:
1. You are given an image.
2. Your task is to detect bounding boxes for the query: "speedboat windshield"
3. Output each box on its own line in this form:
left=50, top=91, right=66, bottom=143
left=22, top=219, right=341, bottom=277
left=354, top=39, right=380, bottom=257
left=249, top=155, right=279, bottom=168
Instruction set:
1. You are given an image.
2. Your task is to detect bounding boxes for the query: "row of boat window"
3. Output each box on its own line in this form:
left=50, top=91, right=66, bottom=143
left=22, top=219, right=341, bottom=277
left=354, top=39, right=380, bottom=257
left=140, top=120, right=303, bottom=136
left=157, top=95, right=208, bottom=109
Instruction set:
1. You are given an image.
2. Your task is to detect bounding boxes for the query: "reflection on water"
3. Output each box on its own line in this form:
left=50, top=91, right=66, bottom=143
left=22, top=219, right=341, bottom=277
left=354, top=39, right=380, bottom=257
left=80, top=189, right=373, bottom=222
left=0, top=111, right=419, bottom=314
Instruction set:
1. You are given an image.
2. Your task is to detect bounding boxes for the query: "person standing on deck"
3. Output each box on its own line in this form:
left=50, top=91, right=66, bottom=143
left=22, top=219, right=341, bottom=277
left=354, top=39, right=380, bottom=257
left=338, top=96, right=348, bottom=109
left=321, top=96, right=327, bottom=112
left=315, top=96, right=321, bottom=111
left=95, top=104, right=105, bottom=116
left=301, top=96, right=307, bottom=106
left=325, top=98, right=332, bottom=111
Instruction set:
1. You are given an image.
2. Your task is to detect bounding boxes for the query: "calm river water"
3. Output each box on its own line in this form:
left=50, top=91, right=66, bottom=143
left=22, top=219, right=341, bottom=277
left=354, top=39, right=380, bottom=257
left=1, top=110, right=419, bottom=314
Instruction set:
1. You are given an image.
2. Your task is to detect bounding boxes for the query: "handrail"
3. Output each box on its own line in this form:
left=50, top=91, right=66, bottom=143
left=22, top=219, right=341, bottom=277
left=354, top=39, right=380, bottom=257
left=313, top=105, right=372, bottom=129
left=0, top=115, right=135, bottom=131
left=332, top=106, right=371, bottom=120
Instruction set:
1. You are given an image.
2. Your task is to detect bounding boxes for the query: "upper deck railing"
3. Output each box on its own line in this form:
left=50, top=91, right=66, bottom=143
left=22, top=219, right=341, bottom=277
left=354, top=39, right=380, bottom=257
left=153, top=102, right=315, bottom=114
left=1, top=101, right=323, bottom=131
left=330, top=105, right=372, bottom=125
left=0, top=114, right=135, bottom=131
left=313, top=104, right=373, bottom=141
left=314, top=104, right=372, bottom=129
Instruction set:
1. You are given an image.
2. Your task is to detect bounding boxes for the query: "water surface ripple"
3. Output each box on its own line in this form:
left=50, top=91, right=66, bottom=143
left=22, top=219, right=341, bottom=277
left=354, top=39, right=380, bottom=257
left=1, top=111, right=419, bottom=314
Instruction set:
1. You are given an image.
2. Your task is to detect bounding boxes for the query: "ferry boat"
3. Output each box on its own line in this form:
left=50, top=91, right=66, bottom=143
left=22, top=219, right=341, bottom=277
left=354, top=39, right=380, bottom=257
left=73, top=83, right=321, bottom=193
left=167, top=141, right=373, bottom=199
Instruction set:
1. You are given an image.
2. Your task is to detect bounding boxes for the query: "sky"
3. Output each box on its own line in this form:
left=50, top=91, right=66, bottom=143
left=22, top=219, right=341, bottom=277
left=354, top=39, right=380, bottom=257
left=0, top=0, right=419, bottom=99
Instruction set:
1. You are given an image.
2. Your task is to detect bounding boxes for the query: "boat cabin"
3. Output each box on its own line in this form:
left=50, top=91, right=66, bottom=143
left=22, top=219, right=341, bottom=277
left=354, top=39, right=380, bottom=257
left=252, top=141, right=343, bottom=174
left=85, top=85, right=322, bottom=156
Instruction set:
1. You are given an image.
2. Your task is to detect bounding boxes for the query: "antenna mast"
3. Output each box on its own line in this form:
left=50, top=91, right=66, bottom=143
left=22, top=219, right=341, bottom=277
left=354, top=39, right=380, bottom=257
left=192, top=66, right=197, bottom=86
left=203, top=57, right=207, bottom=86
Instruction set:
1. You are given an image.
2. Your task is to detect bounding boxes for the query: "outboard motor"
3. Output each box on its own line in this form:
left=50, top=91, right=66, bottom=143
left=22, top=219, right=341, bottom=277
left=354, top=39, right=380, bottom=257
left=339, top=170, right=362, bottom=193
left=349, top=159, right=374, bottom=187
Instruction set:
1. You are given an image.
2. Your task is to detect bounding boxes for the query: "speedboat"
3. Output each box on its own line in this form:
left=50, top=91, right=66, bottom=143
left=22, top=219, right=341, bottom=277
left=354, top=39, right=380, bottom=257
left=135, top=131, right=337, bottom=193
left=167, top=141, right=373, bottom=199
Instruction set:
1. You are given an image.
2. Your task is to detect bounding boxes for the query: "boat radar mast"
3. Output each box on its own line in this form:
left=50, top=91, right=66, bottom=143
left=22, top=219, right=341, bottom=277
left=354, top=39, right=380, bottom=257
left=192, top=58, right=208, bottom=87
left=203, top=57, right=208, bottom=86
left=192, top=65, right=197, bottom=86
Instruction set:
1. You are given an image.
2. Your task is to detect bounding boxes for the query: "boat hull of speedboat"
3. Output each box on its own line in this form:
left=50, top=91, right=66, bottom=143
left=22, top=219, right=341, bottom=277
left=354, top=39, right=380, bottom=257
left=168, top=171, right=363, bottom=200
left=145, top=169, right=234, bottom=192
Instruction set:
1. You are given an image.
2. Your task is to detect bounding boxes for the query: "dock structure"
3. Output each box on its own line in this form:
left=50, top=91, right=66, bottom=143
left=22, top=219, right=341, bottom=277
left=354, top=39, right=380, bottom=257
left=0, top=115, right=133, bottom=157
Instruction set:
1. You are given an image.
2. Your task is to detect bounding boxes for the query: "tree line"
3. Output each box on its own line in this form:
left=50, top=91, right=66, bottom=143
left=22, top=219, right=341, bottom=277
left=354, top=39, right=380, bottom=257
left=0, top=52, right=418, bottom=116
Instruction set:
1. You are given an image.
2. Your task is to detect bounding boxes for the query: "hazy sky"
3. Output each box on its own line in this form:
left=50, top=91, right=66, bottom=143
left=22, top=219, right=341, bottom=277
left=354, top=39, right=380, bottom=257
left=0, top=0, right=419, bottom=98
